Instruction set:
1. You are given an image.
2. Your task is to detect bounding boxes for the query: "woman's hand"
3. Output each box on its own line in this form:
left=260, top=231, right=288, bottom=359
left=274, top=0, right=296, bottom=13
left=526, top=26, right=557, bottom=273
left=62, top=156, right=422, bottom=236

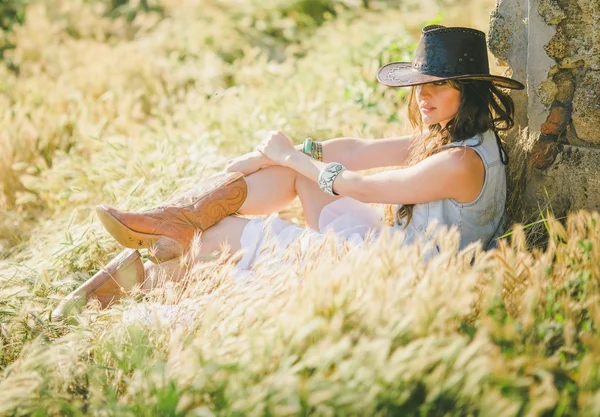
left=255, top=130, right=296, bottom=166
left=224, top=151, right=276, bottom=175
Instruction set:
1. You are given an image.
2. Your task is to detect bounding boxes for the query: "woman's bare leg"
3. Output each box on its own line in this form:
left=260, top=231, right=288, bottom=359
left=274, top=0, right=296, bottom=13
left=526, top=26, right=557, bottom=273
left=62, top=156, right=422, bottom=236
left=294, top=173, right=341, bottom=230
left=140, top=166, right=340, bottom=289
left=141, top=172, right=340, bottom=289
left=238, top=165, right=340, bottom=230
left=238, top=165, right=298, bottom=215
left=141, top=216, right=250, bottom=290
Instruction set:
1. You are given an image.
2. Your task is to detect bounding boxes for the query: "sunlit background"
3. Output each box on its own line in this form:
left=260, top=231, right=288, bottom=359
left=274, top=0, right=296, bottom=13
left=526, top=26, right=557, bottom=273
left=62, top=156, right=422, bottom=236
left=2, top=2, right=599, bottom=416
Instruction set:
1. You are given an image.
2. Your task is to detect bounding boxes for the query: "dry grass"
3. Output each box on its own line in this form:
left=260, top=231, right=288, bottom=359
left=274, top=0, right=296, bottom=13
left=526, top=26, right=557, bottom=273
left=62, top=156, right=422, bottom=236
left=1, top=0, right=599, bottom=415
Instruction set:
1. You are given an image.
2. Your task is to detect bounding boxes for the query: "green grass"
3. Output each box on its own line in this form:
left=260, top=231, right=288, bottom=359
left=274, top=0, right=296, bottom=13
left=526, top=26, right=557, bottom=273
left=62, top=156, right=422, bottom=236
left=1, top=0, right=600, bottom=415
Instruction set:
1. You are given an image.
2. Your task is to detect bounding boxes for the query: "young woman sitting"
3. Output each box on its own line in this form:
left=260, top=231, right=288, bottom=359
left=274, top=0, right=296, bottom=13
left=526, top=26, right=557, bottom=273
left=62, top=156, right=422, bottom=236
left=51, top=25, right=524, bottom=320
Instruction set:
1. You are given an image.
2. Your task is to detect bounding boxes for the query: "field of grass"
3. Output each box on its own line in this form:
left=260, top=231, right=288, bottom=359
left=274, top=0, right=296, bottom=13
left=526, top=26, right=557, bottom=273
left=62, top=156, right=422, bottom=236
left=1, top=0, right=600, bottom=415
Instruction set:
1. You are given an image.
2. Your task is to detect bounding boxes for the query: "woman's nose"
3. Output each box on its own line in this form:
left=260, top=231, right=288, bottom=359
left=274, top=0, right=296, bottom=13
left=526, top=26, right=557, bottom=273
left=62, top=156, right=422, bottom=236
left=416, top=84, right=431, bottom=99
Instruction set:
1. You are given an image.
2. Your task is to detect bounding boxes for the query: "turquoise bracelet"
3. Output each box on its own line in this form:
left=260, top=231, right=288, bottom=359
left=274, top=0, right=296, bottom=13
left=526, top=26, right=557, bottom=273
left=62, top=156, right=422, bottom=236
left=303, top=137, right=313, bottom=156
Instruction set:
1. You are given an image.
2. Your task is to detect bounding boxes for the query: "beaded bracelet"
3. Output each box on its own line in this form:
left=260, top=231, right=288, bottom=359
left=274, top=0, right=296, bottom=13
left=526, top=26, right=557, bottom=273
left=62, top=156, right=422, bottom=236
left=314, top=141, right=323, bottom=161
left=318, top=162, right=346, bottom=196
left=303, top=137, right=323, bottom=161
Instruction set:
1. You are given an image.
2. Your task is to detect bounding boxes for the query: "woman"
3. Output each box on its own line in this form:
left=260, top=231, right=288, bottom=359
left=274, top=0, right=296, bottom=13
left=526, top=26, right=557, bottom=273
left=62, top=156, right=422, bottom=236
left=51, top=25, right=524, bottom=320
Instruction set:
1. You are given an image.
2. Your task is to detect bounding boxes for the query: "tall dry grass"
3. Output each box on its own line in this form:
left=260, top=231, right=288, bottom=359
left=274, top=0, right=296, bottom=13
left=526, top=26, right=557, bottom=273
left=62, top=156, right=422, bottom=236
left=2, top=0, right=599, bottom=415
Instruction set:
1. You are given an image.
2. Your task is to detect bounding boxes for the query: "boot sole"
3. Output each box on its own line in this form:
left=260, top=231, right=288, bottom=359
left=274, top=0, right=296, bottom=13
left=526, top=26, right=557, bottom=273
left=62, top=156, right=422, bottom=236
left=96, top=206, right=183, bottom=263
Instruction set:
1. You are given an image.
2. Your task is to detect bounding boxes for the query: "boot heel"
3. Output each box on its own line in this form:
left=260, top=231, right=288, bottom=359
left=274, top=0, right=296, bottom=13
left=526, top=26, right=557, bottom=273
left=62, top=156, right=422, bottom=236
left=148, top=236, right=185, bottom=263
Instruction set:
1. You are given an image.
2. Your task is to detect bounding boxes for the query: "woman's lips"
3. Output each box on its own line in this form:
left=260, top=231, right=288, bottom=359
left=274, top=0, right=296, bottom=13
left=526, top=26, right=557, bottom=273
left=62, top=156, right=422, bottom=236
left=420, top=106, right=436, bottom=114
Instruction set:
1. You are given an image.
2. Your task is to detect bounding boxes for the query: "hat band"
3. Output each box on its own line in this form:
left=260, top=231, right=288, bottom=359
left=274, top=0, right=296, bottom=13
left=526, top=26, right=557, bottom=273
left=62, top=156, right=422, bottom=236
left=413, top=62, right=489, bottom=77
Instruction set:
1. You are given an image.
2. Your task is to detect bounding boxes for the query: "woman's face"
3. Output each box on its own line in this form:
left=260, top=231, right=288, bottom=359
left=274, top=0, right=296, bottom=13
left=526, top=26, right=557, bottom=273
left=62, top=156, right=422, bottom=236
left=415, top=81, right=461, bottom=128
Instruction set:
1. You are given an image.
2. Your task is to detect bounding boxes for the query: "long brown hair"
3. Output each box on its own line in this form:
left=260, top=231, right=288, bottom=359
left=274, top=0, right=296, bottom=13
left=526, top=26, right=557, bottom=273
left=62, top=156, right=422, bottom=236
left=388, top=79, right=516, bottom=227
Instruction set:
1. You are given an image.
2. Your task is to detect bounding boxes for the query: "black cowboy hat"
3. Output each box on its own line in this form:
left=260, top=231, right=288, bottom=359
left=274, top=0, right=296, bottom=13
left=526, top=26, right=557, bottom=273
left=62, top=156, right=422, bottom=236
left=377, top=25, right=525, bottom=90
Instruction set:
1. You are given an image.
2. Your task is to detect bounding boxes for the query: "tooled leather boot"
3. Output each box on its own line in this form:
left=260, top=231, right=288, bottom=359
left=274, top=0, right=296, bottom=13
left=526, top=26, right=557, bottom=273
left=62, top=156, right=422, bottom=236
left=51, top=249, right=145, bottom=321
left=96, top=171, right=248, bottom=263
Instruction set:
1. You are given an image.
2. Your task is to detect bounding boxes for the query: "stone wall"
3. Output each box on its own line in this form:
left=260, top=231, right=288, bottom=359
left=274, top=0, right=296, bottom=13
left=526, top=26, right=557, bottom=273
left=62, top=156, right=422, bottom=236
left=489, top=0, right=600, bottom=220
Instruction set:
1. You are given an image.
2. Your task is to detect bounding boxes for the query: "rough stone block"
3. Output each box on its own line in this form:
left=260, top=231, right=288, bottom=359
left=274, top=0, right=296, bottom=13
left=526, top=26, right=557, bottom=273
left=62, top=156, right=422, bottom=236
left=529, top=137, right=559, bottom=170
left=540, top=104, right=571, bottom=136
left=553, top=0, right=600, bottom=70
left=538, top=79, right=557, bottom=106
left=545, top=26, right=568, bottom=61
left=538, top=0, right=566, bottom=24
left=531, top=145, right=600, bottom=215
left=572, top=70, right=600, bottom=144
left=488, top=9, right=511, bottom=64
left=491, top=0, right=600, bottom=219
left=553, top=70, right=575, bottom=104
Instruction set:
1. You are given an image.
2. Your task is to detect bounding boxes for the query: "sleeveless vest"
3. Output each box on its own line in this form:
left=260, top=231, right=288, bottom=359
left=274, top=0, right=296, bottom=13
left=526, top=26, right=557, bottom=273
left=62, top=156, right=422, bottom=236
left=393, top=129, right=506, bottom=252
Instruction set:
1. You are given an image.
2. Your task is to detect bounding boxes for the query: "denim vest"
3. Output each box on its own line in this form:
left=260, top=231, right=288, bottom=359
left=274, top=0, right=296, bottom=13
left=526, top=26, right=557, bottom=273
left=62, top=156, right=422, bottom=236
left=394, top=129, right=506, bottom=252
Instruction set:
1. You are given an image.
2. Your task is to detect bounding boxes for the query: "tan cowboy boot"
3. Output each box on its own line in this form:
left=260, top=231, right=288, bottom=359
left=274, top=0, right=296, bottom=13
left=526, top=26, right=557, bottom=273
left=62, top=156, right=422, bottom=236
left=96, top=171, right=248, bottom=263
left=51, top=249, right=144, bottom=321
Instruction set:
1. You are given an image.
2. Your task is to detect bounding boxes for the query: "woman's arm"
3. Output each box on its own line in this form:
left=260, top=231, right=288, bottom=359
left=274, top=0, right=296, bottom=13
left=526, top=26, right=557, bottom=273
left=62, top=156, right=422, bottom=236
left=257, top=131, right=484, bottom=205
left=286, top=147, right=483, bottom=204
left=225, top=135, right=412, bottom=175
left=321, top=135, right=412, bottom=170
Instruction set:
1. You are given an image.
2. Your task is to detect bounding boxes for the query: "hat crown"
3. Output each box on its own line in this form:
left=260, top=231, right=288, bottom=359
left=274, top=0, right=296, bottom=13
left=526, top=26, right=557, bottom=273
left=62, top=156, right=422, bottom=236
left=412, top=26, right=490, bottom=77
left=376, top=25, right=525, bottom=90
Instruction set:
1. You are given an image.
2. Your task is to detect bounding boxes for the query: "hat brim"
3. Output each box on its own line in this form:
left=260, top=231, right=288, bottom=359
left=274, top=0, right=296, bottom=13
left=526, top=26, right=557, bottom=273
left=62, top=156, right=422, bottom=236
left=377, top=62, right=525, bottom=90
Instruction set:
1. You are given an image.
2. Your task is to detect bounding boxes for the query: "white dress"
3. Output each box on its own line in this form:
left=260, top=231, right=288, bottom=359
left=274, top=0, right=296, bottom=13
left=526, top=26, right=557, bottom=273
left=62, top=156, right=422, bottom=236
left=122, top=197, right=386, bottom=326
left=235, top=130, right=507, bottom=274
left=235, top=197, right=386, bottom=274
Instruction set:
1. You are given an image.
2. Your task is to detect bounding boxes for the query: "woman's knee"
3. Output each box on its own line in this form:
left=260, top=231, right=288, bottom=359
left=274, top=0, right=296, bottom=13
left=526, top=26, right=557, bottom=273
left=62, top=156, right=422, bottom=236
left=245, top=165, right=298, bottom=194
left=272, top=165, right=298, bottom=185
left=254, top=164, right=296, bottom=178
